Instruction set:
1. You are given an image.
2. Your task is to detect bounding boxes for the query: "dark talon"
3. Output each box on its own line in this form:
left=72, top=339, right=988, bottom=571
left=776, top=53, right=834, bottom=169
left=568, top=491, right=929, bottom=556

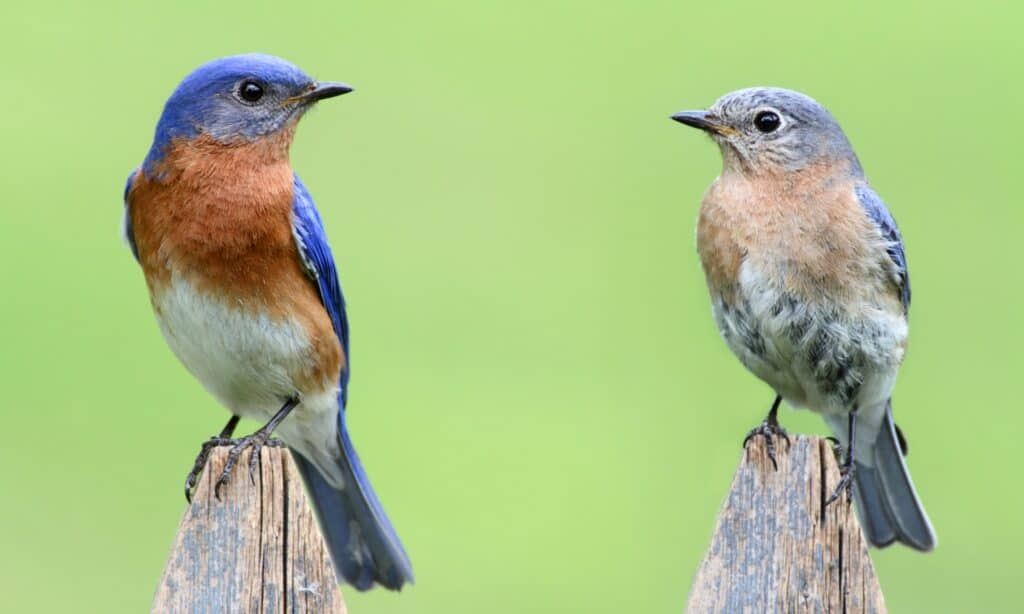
left=742, top=395, right=789, bottom=470
left=214, top=435, right=264, bottom=499
left=825, top=460, right=855, bottom=506
left=825, top=411, right=857, bottom=507
left=248, top=437, right=263, bottom=484
left=184, top=436, right=236, bottom=502
left=210, top=398, right=299, bottom=501
left=184, top=415, right=240, bottom=503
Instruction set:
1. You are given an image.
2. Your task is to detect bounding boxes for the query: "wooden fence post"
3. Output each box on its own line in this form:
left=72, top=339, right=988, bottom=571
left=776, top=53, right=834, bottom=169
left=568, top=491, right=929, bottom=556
left=152, top=446, right=347, bottom=613
left=686, top=436, right=886, bottom=613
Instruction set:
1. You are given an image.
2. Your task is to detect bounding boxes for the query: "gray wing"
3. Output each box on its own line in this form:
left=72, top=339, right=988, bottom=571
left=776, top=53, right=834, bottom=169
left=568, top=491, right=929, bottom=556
left=855, top=183, right=910, bottom=312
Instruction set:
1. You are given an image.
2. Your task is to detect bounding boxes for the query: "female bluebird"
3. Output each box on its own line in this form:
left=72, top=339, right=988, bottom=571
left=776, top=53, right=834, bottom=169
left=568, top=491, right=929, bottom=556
left=671, top=88, right=936, bottom=551
left=122, top=54, right=413, bottom=589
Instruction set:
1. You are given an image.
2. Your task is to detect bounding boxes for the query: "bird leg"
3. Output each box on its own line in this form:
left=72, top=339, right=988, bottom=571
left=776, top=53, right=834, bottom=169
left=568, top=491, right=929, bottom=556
left=825, top=410, right=856, bottom=506
left=214, top=398, right=298, bottom=500
left=742, top=394, right=790, bottom=470
left=184, top=414, right=240, bottom=503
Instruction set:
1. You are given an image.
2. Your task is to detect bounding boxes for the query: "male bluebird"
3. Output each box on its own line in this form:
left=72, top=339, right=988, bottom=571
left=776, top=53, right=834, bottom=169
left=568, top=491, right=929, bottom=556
left=122, top=54, right=413, bottom=589
left=671, top=88, right=936, bottom=551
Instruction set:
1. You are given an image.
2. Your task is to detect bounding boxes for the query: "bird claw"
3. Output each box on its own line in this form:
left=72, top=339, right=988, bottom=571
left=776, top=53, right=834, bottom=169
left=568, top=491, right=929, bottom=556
left=743, top=420, right=791, bottom=471
left=185, top=400, right=296, bottom=502
left=215, top=435, right=263, bottom=500
left=213, top=434, right=285, bottom=500
left=825, top=456, right=855, bottom=507
left=184, top=436, right=238, bottom=503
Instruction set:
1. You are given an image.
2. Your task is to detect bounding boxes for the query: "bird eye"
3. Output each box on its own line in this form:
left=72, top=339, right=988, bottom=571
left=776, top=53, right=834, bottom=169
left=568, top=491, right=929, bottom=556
left=753, top=110, right=781, bottom=133
left=238, top=80, right=265, bottom=103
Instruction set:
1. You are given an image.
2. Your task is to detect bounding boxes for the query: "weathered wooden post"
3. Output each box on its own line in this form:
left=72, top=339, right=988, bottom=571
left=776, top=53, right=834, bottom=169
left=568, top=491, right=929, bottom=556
left=152, top=446, right=347, bottom=613
left=686, top=436, right=886, bottom=613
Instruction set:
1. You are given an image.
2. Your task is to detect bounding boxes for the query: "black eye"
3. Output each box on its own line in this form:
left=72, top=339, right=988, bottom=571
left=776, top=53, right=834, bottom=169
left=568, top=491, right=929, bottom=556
left=754, top=110, right=781, bottom=133
left=238, top=80, right=265, bottom=103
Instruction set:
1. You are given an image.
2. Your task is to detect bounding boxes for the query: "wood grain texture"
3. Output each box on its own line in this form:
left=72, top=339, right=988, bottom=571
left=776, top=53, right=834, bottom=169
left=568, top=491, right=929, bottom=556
left=152, top=446, right=346, bottom=614
left=686, top=436, right=886, bottom=614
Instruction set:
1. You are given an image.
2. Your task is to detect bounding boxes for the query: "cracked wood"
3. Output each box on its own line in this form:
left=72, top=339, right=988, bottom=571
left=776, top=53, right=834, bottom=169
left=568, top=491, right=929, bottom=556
left=686, top=436, right=885, bottom=613
left=152, top=446, right=346, bottom=613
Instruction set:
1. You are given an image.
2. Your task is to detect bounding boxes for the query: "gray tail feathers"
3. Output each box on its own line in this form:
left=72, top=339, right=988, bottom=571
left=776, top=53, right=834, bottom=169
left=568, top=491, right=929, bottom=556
left=291, top=413, right=414, bottom=590
left=850, top=403, right=937, bottom=551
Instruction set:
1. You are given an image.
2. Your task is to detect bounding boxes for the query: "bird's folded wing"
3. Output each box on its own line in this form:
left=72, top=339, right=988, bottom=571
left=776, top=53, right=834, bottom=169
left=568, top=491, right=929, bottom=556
left=855, top=183, right=910, bottom=312
left=291, top=174, right=351, bottom=404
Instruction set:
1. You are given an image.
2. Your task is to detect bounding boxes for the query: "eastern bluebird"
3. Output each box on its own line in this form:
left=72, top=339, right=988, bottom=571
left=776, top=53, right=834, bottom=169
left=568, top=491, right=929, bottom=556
left=671, top=87, right=936, bottom=551
left=123, top=54, right=413, bottom=589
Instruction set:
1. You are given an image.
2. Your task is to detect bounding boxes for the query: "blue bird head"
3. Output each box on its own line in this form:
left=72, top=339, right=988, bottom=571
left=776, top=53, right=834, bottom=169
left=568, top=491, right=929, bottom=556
left=145, top=53, right=351, bottom=170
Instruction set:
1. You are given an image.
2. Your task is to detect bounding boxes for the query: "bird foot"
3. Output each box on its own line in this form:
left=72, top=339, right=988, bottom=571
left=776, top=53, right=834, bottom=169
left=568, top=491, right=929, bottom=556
left=743, top=419, right=791, bottom=471
left=213, top=435, right=285, bottom=500
left=184, top=436, right=237, bottom=503
left=825, top=455, right=855, bottom=507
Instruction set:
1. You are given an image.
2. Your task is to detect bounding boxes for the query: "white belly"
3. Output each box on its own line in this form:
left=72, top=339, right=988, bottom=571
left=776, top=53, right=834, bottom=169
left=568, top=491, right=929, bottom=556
left=713, top=261, right=906, bottom=416
left=152, top=275, right=342, bottom=476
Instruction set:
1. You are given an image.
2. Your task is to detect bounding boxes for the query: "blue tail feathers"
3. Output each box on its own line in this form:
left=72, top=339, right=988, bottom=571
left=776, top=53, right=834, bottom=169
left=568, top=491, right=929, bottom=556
left=291, top=412, right=414, bottom=590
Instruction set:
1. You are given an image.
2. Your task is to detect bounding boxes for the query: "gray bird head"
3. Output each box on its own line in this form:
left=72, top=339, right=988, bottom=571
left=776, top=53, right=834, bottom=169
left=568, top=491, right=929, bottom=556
left=672, top=87, right=862, bottom=177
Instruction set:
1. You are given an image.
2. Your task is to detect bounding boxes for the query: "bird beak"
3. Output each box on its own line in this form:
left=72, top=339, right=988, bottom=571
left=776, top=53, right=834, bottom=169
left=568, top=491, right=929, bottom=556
left=290, top=81, right=354, bottom=104
left=671, top=110, right=738, bottom=137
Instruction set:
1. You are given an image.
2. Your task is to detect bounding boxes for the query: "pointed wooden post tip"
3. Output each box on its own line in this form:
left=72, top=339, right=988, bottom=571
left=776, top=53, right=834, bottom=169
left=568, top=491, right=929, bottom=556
left=686, top=435, right=886, bottom=614
left=152, top=446, right=347, bottom=614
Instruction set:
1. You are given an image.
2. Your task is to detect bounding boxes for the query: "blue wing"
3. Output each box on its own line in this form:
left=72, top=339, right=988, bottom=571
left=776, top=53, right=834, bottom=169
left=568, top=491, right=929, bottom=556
left=291, top=174, right=351, bottom=405
left=122, top=170, right=140, bottom=261
left=290, top=176, right=413, bottom=589
left=855, top=183, right=910, bottom=312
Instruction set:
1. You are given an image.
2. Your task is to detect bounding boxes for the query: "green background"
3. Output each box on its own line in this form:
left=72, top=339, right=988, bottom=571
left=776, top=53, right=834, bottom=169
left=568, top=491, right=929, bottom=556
left=1, top=1, right=1019, bottom=612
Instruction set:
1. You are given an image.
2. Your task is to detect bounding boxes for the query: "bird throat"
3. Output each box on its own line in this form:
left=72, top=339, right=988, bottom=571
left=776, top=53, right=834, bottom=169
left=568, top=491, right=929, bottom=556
left=127, top=131, right=299, bottom=293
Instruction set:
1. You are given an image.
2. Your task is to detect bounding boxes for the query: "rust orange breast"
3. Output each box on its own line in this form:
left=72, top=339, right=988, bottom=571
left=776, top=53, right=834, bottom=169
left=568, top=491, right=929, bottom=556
left=128, top=134, right=344, bottom=390
left=697, top=164, right=893, bottom=307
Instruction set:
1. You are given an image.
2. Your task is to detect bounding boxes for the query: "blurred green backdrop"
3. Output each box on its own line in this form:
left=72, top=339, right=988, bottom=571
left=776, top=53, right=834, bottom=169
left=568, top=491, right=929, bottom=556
left=1, top=1, right=1020, bottom=612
